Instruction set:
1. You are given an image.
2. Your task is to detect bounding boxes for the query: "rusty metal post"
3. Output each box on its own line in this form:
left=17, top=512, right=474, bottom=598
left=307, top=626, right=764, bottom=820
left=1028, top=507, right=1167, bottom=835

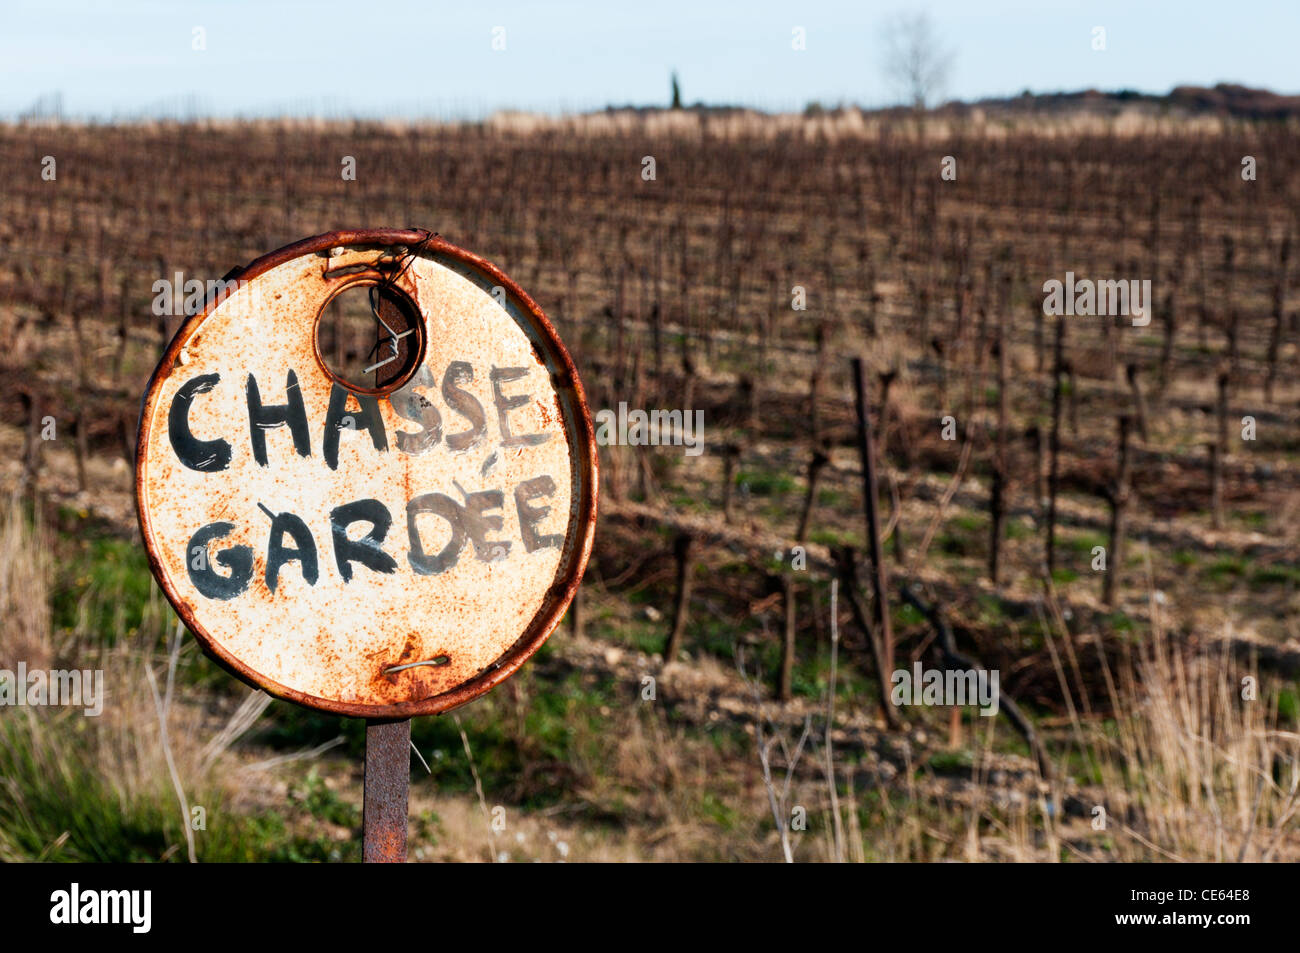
left=363, top=719, right=410, bottom=863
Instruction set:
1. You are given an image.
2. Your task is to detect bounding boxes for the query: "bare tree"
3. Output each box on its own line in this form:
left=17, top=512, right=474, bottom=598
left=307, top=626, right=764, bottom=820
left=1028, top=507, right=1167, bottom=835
left=880, top=11, right=954, bottom=109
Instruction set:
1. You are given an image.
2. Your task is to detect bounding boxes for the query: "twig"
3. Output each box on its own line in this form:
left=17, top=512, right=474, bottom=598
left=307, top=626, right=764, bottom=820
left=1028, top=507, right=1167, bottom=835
left=238, top=736, right=345, bottom=773
left=908, top=425, right=974, bottom=573
left=454, top=713, right=496, bottom=863
left=144, top=618, right=197, bottom=863
left=824, top=578, right=845, bottom=861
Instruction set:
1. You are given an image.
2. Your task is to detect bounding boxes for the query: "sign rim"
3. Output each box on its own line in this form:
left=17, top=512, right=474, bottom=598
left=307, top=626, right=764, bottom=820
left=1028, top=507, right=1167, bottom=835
left=134, top=228, right=599, bottom=718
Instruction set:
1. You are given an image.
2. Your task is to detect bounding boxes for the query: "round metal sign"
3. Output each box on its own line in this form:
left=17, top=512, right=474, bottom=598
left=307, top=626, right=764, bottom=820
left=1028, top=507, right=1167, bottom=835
left=135, top=229, right=597, bottom=717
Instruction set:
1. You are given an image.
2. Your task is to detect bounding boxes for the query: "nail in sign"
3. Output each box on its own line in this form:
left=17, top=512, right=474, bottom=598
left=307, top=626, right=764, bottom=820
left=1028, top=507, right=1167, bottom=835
left=136, top=230, right=597, bottom=717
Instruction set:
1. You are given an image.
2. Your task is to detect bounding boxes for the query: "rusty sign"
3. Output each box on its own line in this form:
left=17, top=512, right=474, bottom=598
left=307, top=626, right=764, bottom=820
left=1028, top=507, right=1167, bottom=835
left=135, top=229, right=597, bottom=718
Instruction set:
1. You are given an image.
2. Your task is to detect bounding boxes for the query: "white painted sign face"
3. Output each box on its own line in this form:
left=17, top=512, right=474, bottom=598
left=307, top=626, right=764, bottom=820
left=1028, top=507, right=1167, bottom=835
left=136, top=231, right=597, bottom=717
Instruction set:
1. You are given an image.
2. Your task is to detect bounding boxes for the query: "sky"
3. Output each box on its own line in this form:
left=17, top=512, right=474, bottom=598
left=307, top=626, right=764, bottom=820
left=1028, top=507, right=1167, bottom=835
left=2, top=0, right=1298, bottom=119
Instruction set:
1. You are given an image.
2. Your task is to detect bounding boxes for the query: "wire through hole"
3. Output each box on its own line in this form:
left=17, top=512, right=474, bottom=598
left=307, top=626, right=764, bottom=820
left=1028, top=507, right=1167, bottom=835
left=384, top=656, right=450, bottom=675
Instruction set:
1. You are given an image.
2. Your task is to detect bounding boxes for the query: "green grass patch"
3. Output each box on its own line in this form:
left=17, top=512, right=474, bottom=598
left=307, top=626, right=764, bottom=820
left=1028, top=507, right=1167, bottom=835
left=975, top=593, right=1008, bottom=624
left=1067, top=531, right=1108, bottom=556
left=1235, top=511, right=1269, bottom=530
left=926, top=749, right=975, bottom=775
left=735, top=468, right=797, bottom=497
left=1278, top=688, right=1298, bottom=727
left=698, top=791, right=740, bottom=830
left=816, top=488, right=846, bottom=507
left=1203, top=555, right=1247, bottom=587
left=893, top=602, right=924, bottom=628
left=809, top=527, right=856, bottom=547
left=1103, top=611, right=1135, bottom=633
left=1249, top=564, right=1300, bottom=589
left=51, top=531, right=154, bottom=644
left=938, top=513, right=986, bottom=558
left=292, top=768, right=360, bottom=828
left=0, top=713, right=356, bottom=862
left=1006, top=518, right=1035, bottom=541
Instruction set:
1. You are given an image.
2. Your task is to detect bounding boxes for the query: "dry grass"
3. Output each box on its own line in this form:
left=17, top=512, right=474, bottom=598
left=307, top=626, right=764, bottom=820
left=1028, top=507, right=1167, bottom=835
left=1083, top=608, right=1300, bottom=861
left=735, top=575, right=1300, bottom=863
left=0, top=495, right=52, bottom=671
left=0, top=499, right=329, bottom=862
left=2, top=493, right=1296, bottom=862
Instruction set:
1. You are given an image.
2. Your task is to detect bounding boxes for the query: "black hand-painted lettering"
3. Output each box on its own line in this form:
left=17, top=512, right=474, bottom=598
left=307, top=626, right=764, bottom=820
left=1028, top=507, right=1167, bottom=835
left=390, top=364, right=442, bottom=455
left=406, top=493, right=466, bottom=575
left=246, top=370, right=312, bottom=466
left=514, top=475, right=563, bottom=552
left=323, top=383, right=389, bottom=470
left=168, top=373, right=232, bottom=471
left=490, top=366, right=549, bottom=447
left=265, top=510, right=319, bottom=593
left=462, top=489, right=510, bottom=561
left=186, top=521, right=253, bottom=599
left=406, top=488, right=510, bottom=574
left=442, top=361, right=486, bottom=451
left=330, top=498, right=398, bottom=581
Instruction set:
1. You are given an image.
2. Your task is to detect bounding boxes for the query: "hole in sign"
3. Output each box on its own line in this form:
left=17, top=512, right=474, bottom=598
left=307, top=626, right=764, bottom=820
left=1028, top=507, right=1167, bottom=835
left=315, top=281, right=424, bottom=395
